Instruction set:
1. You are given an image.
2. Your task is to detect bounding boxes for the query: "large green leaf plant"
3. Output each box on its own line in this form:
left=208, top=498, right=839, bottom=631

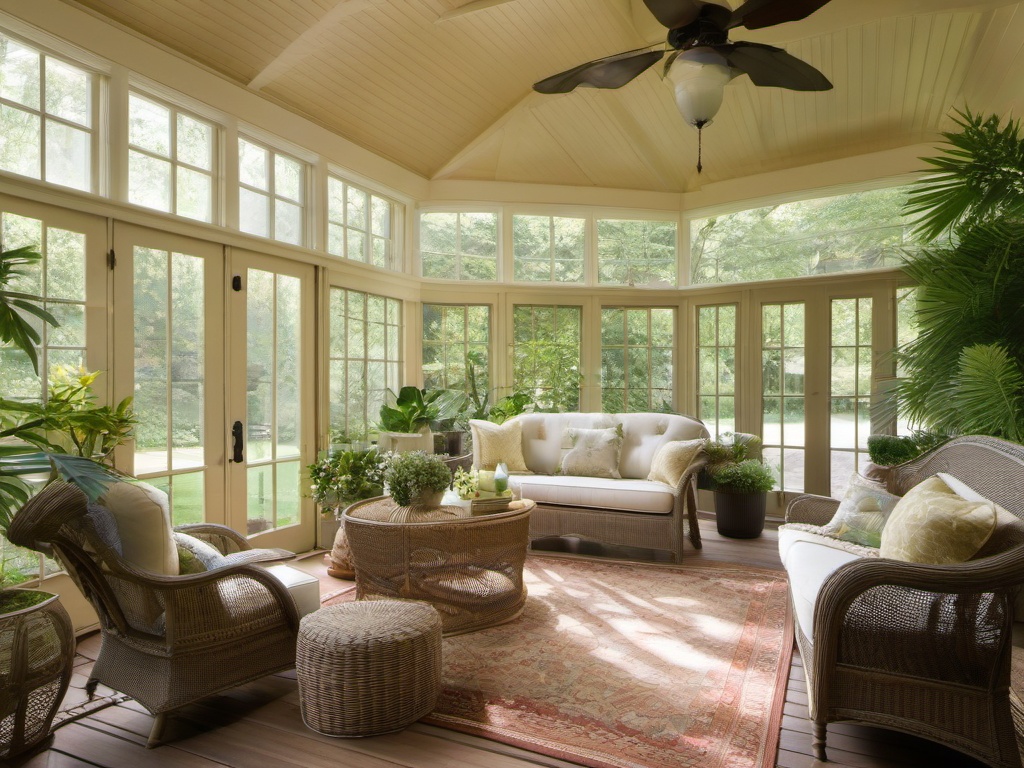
left=896, top=109, right=1024, bottom=443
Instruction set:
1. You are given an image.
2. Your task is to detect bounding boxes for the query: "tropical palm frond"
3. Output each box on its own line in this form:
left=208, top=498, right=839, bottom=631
left=950, top=344, right=1024, bottom=443
left=0, top=243, right=58, bottom=374
left=905, top=109, right=1024, bottom=242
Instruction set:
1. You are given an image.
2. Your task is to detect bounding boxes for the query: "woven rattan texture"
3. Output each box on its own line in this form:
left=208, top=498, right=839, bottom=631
left=7, top=481, right=301, bottom=727
left=0, top=594, right=74, bottom=759
left=786, top=436, right=1024, bottom=767
left=344, top=497, right=531, bottom=635
left=297, top=601, right=441, bottom=737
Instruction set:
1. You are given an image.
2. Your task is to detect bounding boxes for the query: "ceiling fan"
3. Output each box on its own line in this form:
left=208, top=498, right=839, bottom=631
left=533, top=0, right=835, bottom=173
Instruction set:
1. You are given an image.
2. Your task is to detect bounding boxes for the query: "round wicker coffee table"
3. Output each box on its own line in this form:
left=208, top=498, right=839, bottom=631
left=343, top=497, right=533, bottom=635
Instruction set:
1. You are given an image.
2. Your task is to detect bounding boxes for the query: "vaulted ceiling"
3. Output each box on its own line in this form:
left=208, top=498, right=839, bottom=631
left=65, top=0, right=1024, bottom=192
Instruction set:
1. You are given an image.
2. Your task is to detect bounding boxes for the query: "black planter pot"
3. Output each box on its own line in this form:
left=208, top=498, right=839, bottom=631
left=714, top=490, right=767, bottom=538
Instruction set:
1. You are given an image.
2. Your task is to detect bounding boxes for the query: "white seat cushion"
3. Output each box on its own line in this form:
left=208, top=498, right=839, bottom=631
left=509, top=474, right=675, bottom=514
left=99, top=481, right=179, bottom=575
left=778, top=525, right=880, bottom=564
left=266, top=564, right=320, bottom=618
left=782, top=539, right=861, bottom=641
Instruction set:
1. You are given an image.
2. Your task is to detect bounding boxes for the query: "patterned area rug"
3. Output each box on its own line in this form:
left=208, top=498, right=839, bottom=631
left=325, top=556, right=792, bottom=768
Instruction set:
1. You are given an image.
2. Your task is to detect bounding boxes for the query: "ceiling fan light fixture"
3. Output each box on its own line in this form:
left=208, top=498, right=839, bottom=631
left=666, top=47, right=734, bottom=127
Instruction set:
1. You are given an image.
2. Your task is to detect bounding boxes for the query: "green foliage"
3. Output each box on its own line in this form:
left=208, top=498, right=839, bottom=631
left=866, top=435, right=921, bottom=467
left=0, top=244, right=58, bottom=374
left=711, top=460, right=775, bottom=494
left=895, top=111, right=1024, bottom=442
left=384, top=451, right=452, bottom=506
left=464, top=351, right=536, bottom=424
left=452, top=466, right=477, bottom=499
left=307, top=449, right=386, bottom=513
left=0, top=588, right=48, bottom=613
left=378, top=386, right=464, bottom=433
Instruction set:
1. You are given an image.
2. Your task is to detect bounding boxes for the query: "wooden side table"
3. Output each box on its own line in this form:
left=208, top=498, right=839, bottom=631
left=343, top=497, right=533, bottom=635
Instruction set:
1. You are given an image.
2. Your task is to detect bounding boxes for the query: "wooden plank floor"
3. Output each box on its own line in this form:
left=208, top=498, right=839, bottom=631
left=21, top=519, right=987, bottom=768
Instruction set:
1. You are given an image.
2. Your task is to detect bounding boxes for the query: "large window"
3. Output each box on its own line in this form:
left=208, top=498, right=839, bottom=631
left=329, top=288, right=402, bottom=444
left=512, top=305, right=581, bottom=411
left=600, top=307, right=674, bottom=412
left=238, top=136, right=305, bottom=246
left=422, top=304, right=490, bottom=392
left=420, top=211, right=498, bottom=281
left=762, top=302, right=804, bottom=492
left=0, top=33, right=94, bottom=192
left=596, top=219, right=676, bottom=286
left=327, top=176, right=397, bottom=270
left=512, top=215, right=584, bottom=283
left=696, top=304, right=737, bottom=439
left=0, top=212, right=87, bottom=402
left=691, top=187, right=920, bottom=285
left=133, top=246, right=206, bottom=524
left=128, top=92, right=216, bottom=223
left=830, top=298, right=873, bottom=496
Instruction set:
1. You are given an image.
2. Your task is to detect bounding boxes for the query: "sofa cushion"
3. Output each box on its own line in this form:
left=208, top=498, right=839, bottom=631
left=647, top=438, right=704, bottom=488
left=783, top=539, right=862, bottom=640
left=99, top=481, right=179, bottom=575
left=470, top=418, right=529, bottom=472
left=881, top=475, right=997, bottom=564
left=518, top=413, right=617, bottom=474
left=509, top=474, right=675, bottom=514
left=779, top=525, right=881, bottom=564
left=820, top=473, right=900, bottom=548
left=557, top=424, right=623, bottom=478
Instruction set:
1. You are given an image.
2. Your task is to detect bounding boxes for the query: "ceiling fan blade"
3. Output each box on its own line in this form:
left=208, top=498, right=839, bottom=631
left=642, top=0, right=704, bottom=30
left=716, top=42, right=832, bottom=91
left=728, top=0, right=832, bottom=30
left=533, top=49, right=664, bottom=94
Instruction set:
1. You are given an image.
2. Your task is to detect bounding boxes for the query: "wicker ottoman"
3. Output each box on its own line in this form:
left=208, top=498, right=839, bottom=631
left=296, top=600, right=442, bottom=737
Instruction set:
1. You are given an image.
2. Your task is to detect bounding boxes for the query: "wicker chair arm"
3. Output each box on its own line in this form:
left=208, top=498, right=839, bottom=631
left=785, top=494, right=840, bottom=525
left=174, top=523, right=251, bottom=554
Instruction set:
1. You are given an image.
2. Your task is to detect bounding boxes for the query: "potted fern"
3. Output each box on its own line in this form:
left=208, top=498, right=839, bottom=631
left=710, top=460, right=776, bottom=538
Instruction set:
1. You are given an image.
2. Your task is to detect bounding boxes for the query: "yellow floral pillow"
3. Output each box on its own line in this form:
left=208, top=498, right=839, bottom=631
left=879, top=475, right=997, bottom=564
left=647, top=439, right=705, bottom=488
left=470, top=418, right=529, bottom=472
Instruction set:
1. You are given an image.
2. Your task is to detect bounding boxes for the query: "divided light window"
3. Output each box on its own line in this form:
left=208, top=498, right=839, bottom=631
left=327, top=176, right=396, bottom=270
left=762, top=302, right=804, bottom=492
left=600, top=307, right=674, bottom=412
left=422, top=304, right=490, bottom=393
left=696, top=304, right=737, bottom=439
left=690, top=187, right=921, bottom=285
left=512, top=305, right=581, bottom=411
left=596, top=219, right=676, bottom=286
left=512, top=215, right=584, bottom=283
left=329, top=288, right=402, bottom=445
left=420, top=211, right=498, bottom=281
left=238, top=136, right=305, bottom=246
left=128, top=92, right=216, bottom=223
left=830, top=297, right=872, bottom=497
left=0, top=32, right=95, bottom=192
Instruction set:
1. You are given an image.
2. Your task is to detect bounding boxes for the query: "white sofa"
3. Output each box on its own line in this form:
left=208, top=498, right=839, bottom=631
left=472, top=412, right=709, bottom=562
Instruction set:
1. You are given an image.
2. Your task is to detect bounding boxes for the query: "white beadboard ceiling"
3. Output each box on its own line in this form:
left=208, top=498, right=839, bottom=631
left=64, top=0, right=1024, bottom=192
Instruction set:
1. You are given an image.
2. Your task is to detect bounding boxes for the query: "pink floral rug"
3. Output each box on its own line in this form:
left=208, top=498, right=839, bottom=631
left=326, top=556, right=792, bottom=768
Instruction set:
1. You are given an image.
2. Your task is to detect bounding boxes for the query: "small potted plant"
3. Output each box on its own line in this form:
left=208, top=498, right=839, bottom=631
left=384, top=451, right=452, bottom=510
left=308, top=448, right=387, bottom=549
left=710, top=459, right=776, bottom=538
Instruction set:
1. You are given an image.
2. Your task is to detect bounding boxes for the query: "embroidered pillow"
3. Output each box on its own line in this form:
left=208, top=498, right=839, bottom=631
left=647, top=439, right=705, bottom=488
left=470, top=418, right=529, bottom=472
left=821, top=473, right=901, bottom=548
left=880, top=475, right=997, bottom=564
left=557, top=425, right=623, bottom=479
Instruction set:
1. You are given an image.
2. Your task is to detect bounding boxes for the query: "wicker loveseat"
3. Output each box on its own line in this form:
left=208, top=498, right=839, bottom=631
left=472, top=412, right=709, bottom=562
left=780, top=436, right=1024, bottom=767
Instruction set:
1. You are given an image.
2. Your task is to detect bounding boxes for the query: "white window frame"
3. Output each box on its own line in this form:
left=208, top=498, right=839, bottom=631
left=237, top=132, right=309, bottom=247
left=326, top=173, right=400, bottom=270
left=417, top=207, right=502, bottom=282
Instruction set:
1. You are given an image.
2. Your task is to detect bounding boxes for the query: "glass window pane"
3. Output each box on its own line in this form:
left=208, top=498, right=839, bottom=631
left=371, top=196, right=391, bottom=237
left=45, top=120, right=91, bottom=191
left=176, top=166, right=213, bottom=222
left=275, top=200, right=303, bottom=245
left=46, top=227, right=86, bottom=301
left=346, top=186, right=367, bottom=229
left=0, top=105, right=41, bottom=179
left=128, top=93, right=170, bottom=156
left=44, top=57, right=90, bottom=127
left=0, top=38, right=40, bottom=109
left=238, top=138, right=268, bottom=190
left=239, top=188, right=270, bottom=237
left=275, top=154, right=302, bottom=202
left=177, top=113, right=212, bottom=170
left=129, top=149, right=172, bottom=212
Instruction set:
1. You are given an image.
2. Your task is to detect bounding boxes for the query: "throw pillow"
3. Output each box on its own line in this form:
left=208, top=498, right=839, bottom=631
left=173, top=532, right=227, bottom=573
left=880, top=475, right=997, bottom=564
left=557, top=424, right=623, bottom=479
left=820, top=473, right=900, bottom=548
left=470, top=418, right=529, bottom=472
left=647, top=439, right=705, bottom=488
left=99, top=481, right=179, bottom=575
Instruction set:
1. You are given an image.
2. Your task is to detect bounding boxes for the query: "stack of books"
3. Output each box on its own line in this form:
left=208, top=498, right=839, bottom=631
left=471, top=492, right=513, bottom=515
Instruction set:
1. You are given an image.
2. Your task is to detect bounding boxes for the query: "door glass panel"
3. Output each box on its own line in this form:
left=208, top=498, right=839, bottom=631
left=762, top=302, right=803, bottom=492
left=133, top=245, right=206, bottom=524
left=829, top=297, right=872, bottom=497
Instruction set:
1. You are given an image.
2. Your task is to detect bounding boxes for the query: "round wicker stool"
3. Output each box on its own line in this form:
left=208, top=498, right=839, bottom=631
left=296, top=600, right=442, bottom=737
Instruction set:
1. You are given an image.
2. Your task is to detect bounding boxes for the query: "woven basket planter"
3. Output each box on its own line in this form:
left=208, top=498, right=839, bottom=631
left=0, top=591, right=75, bottom=759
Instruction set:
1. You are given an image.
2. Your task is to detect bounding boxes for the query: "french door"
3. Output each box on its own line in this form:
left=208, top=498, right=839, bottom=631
left=228, top=250, right=315, bottom=552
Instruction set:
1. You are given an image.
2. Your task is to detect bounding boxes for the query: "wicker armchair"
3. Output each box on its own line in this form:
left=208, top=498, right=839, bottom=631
left=8, top=481, right=302, bottom=747
left=785, top=436, right=1024, bottom=767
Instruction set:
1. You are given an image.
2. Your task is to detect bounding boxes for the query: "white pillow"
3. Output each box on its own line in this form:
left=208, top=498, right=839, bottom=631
left=99, top=481, right=179, bottom=575
left=557, top=425, right=623, bottom=479
left=820, top=473, right=900, bottom=548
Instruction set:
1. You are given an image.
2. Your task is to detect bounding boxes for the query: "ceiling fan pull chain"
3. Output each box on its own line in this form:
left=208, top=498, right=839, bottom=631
left=696, top=124, right=703, bottom=174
